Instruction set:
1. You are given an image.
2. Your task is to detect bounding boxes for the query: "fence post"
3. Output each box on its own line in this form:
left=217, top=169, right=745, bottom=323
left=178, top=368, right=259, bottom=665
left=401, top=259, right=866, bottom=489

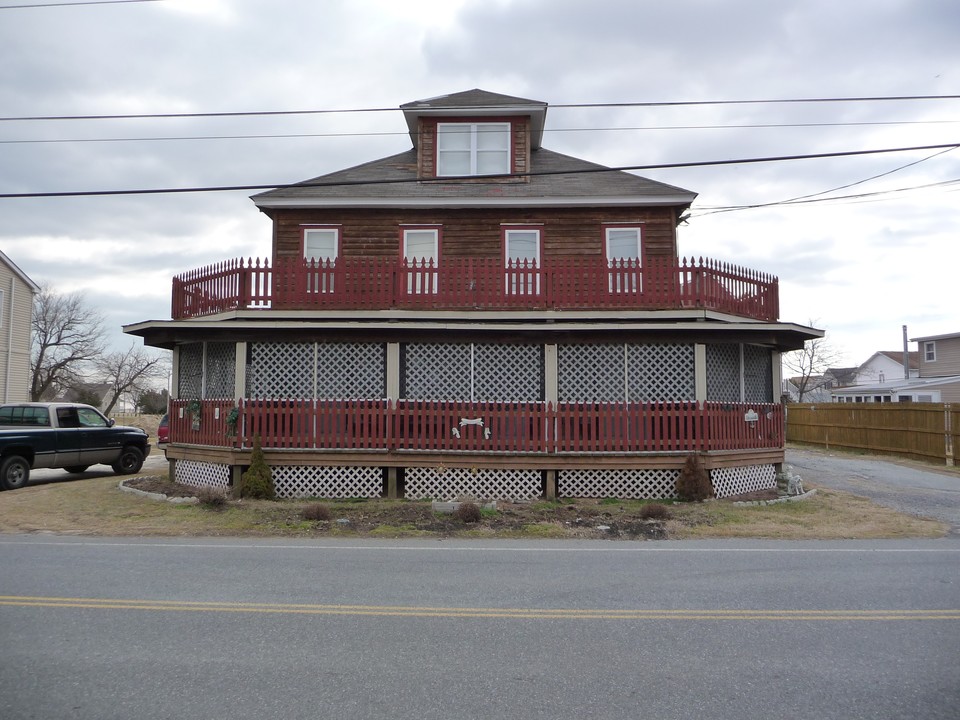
left=946, top=404, right=955, bottom=467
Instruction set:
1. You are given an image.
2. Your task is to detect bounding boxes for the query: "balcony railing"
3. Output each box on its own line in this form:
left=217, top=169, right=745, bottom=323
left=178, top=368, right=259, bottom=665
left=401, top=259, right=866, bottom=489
left=169, top=399, right=784, bottom=454
left=172, top=256, right=779, bottom=321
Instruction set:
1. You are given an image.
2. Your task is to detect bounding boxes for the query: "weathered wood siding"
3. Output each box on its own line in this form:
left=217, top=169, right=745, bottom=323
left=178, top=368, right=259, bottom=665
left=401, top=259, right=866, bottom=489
left=0, top=262, right=36, bottom=402
left=273, top=207, right=678, bottom=262
left=919, top=336, right=960, bottom=378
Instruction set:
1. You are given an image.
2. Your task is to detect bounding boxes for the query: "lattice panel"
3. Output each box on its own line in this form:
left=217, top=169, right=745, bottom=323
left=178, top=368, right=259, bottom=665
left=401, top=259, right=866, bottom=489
left=474, top=344, right=542, bottom=401
left=315, top=343, right=386, bottom=399
left=174, top=460, right=230, bottom=490
left=405, top=467, right=541, bottom=501
left=627, top=343, right=695, bottom=401
left=404, top=343, right=472, bottom=400
left=559, top=469, right=680, bottom=499
left=558, top=344, right=624, bottom=402
left=706, top=343, right=741, bottom=402
left=272, top=465, right=382, bottom=499
left=247, top=342, right=314, bottom=398
left=711, top=464, right=776, bottom=498
left=205, top=342, right=236, bottom=399
left=178, top=343, right=203, bottom=399
left=743, top=345, right=773, bottom=403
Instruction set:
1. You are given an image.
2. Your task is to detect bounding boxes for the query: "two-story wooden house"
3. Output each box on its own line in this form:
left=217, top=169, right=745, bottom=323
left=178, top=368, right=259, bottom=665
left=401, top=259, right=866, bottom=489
left=0, top=250, right=40, bottom=403
left=125, top=89, right=820, bottom=501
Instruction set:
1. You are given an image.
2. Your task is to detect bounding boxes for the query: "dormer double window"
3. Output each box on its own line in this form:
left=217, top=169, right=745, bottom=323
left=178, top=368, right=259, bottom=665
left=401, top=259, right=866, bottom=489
left=436, top=122, right=511, bottom=177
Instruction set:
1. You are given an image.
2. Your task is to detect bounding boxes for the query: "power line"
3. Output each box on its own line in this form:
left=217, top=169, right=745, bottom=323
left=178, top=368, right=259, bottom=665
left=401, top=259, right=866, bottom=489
left=2, top=94, right=959, bottom=122
left=3, top=119, right=959, bottom=146
left=0, top=0, right=161, bottom=8
left=691, top=146, right=960, bottom=216
left=2, top=141, right=957, bottom=199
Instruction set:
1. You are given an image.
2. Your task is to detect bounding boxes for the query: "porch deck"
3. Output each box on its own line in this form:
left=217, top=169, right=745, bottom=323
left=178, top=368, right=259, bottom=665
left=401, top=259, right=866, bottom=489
left=172, top=256, right=779, bottom=321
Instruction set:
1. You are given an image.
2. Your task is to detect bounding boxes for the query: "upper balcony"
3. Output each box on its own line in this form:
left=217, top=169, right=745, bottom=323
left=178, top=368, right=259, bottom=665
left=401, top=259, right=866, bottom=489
left=171, top=255, right=779, bottom=322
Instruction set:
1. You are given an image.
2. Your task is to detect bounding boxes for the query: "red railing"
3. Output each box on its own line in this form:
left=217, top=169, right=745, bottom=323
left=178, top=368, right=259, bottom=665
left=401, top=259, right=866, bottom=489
left=169, top=399, right=783, bottom=453
left=172, top=256, right=778, bottom=321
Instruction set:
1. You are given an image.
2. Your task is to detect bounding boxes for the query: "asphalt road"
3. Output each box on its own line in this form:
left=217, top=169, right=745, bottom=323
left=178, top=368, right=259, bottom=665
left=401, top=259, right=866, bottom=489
left=1, top=535, right=958, bottom=720
left=786, top=447, right=960, bottom=532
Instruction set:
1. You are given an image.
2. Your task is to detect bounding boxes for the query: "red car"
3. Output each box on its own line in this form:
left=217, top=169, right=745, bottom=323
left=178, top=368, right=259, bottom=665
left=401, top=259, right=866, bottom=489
left=157, top=413, right=169, bottom=444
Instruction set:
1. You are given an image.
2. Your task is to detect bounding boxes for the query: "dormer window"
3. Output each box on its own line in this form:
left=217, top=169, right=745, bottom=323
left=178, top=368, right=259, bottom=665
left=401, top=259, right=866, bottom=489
left=437, top=122, right=510, bottom=176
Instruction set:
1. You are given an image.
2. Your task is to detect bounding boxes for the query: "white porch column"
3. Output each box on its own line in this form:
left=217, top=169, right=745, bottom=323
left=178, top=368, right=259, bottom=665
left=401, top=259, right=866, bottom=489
left=234, top=341, right=247, bottom=401
left=694, top=343, right=707, bottom=402
left=386, top=342, right=401, bottom=498
left=544, top=343, right=558, bottom=499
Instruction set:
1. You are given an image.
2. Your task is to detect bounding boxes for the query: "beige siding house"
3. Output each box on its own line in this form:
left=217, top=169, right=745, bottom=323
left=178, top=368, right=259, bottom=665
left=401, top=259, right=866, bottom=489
left=0, top=251, right=40, bottom=403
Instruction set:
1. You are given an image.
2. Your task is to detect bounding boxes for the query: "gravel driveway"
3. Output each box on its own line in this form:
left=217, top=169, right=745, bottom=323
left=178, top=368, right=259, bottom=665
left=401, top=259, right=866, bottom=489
left=786, top=446, right=960, bottom=533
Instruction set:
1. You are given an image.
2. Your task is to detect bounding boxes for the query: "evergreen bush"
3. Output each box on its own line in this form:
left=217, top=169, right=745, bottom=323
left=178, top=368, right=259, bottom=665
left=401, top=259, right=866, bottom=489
left=675, top=453, right=714, bottom=502
left=238, top=435, right=275, bottom=500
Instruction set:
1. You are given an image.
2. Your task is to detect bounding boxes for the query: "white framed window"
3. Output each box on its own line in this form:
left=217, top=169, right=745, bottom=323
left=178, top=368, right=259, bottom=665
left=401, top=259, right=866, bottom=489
left=924, top=341, right=936, bottom=362
left=436, top=122, right=510, bottom=177
left=303, top=226, right=339, bottom=293
left=504, top=227, right=541, bottom=295
left=403, top=227, right=440, bottom=294
left=604, top=226, right=642, bottom=293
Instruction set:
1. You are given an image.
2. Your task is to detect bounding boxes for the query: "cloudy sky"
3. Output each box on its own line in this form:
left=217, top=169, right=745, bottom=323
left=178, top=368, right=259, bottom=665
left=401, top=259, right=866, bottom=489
left=1, top=0, right=957, bottom=366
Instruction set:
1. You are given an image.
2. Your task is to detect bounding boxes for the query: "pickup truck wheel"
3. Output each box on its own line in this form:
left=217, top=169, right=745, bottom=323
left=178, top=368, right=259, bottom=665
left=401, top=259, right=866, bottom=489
left=1, top=455, right=31, bottom=491
left=64, top=466, right=90, bottom=474
left=112, top=446, right=144, bottom=475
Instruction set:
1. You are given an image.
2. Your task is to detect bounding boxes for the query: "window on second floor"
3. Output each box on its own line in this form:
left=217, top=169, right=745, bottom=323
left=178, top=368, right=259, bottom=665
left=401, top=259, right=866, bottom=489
left=436, top=122, right=510, bottom=177
left=924, top=341, right=936, bottom=362
left=302, top=226, right=339, bottom=293
left=403, top=227, right=440, bottom=294
left=605, top=226, right=642, bottom=293
left=504, top=227, right=541, bottom=295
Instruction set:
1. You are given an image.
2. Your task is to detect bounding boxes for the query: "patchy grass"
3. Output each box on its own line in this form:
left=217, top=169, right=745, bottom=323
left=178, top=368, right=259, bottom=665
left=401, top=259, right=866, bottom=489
left=0, top=474, right=947, bottom=540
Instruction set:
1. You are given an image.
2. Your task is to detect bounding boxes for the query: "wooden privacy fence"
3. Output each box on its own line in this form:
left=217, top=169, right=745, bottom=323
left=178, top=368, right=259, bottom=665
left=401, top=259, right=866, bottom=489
left=169, top=399, right=784, bottom=454
left=786, top=403, right=958, bottom=466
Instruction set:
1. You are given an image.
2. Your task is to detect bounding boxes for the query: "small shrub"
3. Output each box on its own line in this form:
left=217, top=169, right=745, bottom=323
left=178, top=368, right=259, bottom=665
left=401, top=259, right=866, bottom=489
left=238, top=435, right=275, bottom=500
left=639, top=503, right=672, bottom=520
left=302, top=503, right=332, bottom=522
left=676, top=453, right=714, bottom=502
left=196, top=486, right=227, bottom=508
left=454, top=501, right=482, bottom=524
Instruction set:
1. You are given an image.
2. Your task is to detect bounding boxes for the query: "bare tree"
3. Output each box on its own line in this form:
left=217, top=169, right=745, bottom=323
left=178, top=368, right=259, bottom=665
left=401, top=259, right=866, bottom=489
left=782, top=323, right=844, bottom=402
left=96, top=344, right=170, bottom=415
left=30, top=285, right=107, bottom=401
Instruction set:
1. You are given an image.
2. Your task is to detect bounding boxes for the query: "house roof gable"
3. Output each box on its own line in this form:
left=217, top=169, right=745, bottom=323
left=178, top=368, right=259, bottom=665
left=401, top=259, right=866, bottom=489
left=400, top=89, right=549, bottom=148
left=0, top=250, right=41, bottom=294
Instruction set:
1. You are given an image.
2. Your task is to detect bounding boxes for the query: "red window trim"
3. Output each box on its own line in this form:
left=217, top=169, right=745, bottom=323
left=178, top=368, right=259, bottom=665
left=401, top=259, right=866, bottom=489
left=399, top=225, right=443, bottom=262
left=500, top=225, right=543, bottom=266
left=601, top=223, right=645, bottom=264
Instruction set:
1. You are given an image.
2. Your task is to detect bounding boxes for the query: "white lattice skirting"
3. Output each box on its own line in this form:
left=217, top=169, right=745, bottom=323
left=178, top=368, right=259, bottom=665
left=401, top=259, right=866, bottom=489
left=405, top=467, right=541, bottom=501
left=559, top=469, right=680, bottom=499
left=174, top=460, right=231, bottom=491
left=710, top=464, right=776, bottom=498
left=272, top=466, right=383, bottom=499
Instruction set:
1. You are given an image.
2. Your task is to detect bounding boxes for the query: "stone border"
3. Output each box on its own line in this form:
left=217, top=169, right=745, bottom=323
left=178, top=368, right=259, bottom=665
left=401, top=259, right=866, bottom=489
left=118, top=478, right=199, bottom=505
left=733, top=489, right=817, bottom=507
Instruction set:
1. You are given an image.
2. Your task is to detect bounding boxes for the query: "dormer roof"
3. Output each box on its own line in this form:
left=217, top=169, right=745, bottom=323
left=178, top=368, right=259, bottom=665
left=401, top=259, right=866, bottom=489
left=400, top=89, right=548, bottom=149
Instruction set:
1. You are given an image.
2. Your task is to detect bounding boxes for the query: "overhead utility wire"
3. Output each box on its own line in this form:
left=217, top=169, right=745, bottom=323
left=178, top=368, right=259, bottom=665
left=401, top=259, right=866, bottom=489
left=0, top=0, right=161, bottom=8
left=2, top=141, right=957, bottom=199
left=2, top=94, right=958, bottom=122
left=3, top=119, right=958, bottom=146
left=692, top=146, right=960, bottom=216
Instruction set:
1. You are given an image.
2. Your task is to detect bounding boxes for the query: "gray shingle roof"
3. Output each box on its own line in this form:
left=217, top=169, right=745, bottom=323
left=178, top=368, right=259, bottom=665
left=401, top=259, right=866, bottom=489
left=399, top=88, right=546, bottom=111
left=253, top=147, right=696, bottom=208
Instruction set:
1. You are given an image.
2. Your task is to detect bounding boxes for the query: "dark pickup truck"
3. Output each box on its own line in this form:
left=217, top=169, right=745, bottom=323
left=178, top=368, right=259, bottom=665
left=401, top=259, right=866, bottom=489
left=0, top=403, right=151, bottom=490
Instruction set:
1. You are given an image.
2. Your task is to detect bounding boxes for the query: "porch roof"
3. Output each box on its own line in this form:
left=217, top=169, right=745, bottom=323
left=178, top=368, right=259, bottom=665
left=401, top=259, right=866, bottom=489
left=124, top=311, right=822, bottom=352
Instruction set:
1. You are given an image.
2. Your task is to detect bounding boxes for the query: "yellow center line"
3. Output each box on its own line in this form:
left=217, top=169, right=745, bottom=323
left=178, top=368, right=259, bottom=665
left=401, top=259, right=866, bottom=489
left=0, top=595, right=957, bottom=620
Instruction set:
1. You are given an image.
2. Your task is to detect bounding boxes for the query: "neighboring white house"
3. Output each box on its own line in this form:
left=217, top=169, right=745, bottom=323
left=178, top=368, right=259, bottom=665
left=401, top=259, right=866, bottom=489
left=831, top=339, right=960, bottom=403
left=0, top=251, right=40, bottom=403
